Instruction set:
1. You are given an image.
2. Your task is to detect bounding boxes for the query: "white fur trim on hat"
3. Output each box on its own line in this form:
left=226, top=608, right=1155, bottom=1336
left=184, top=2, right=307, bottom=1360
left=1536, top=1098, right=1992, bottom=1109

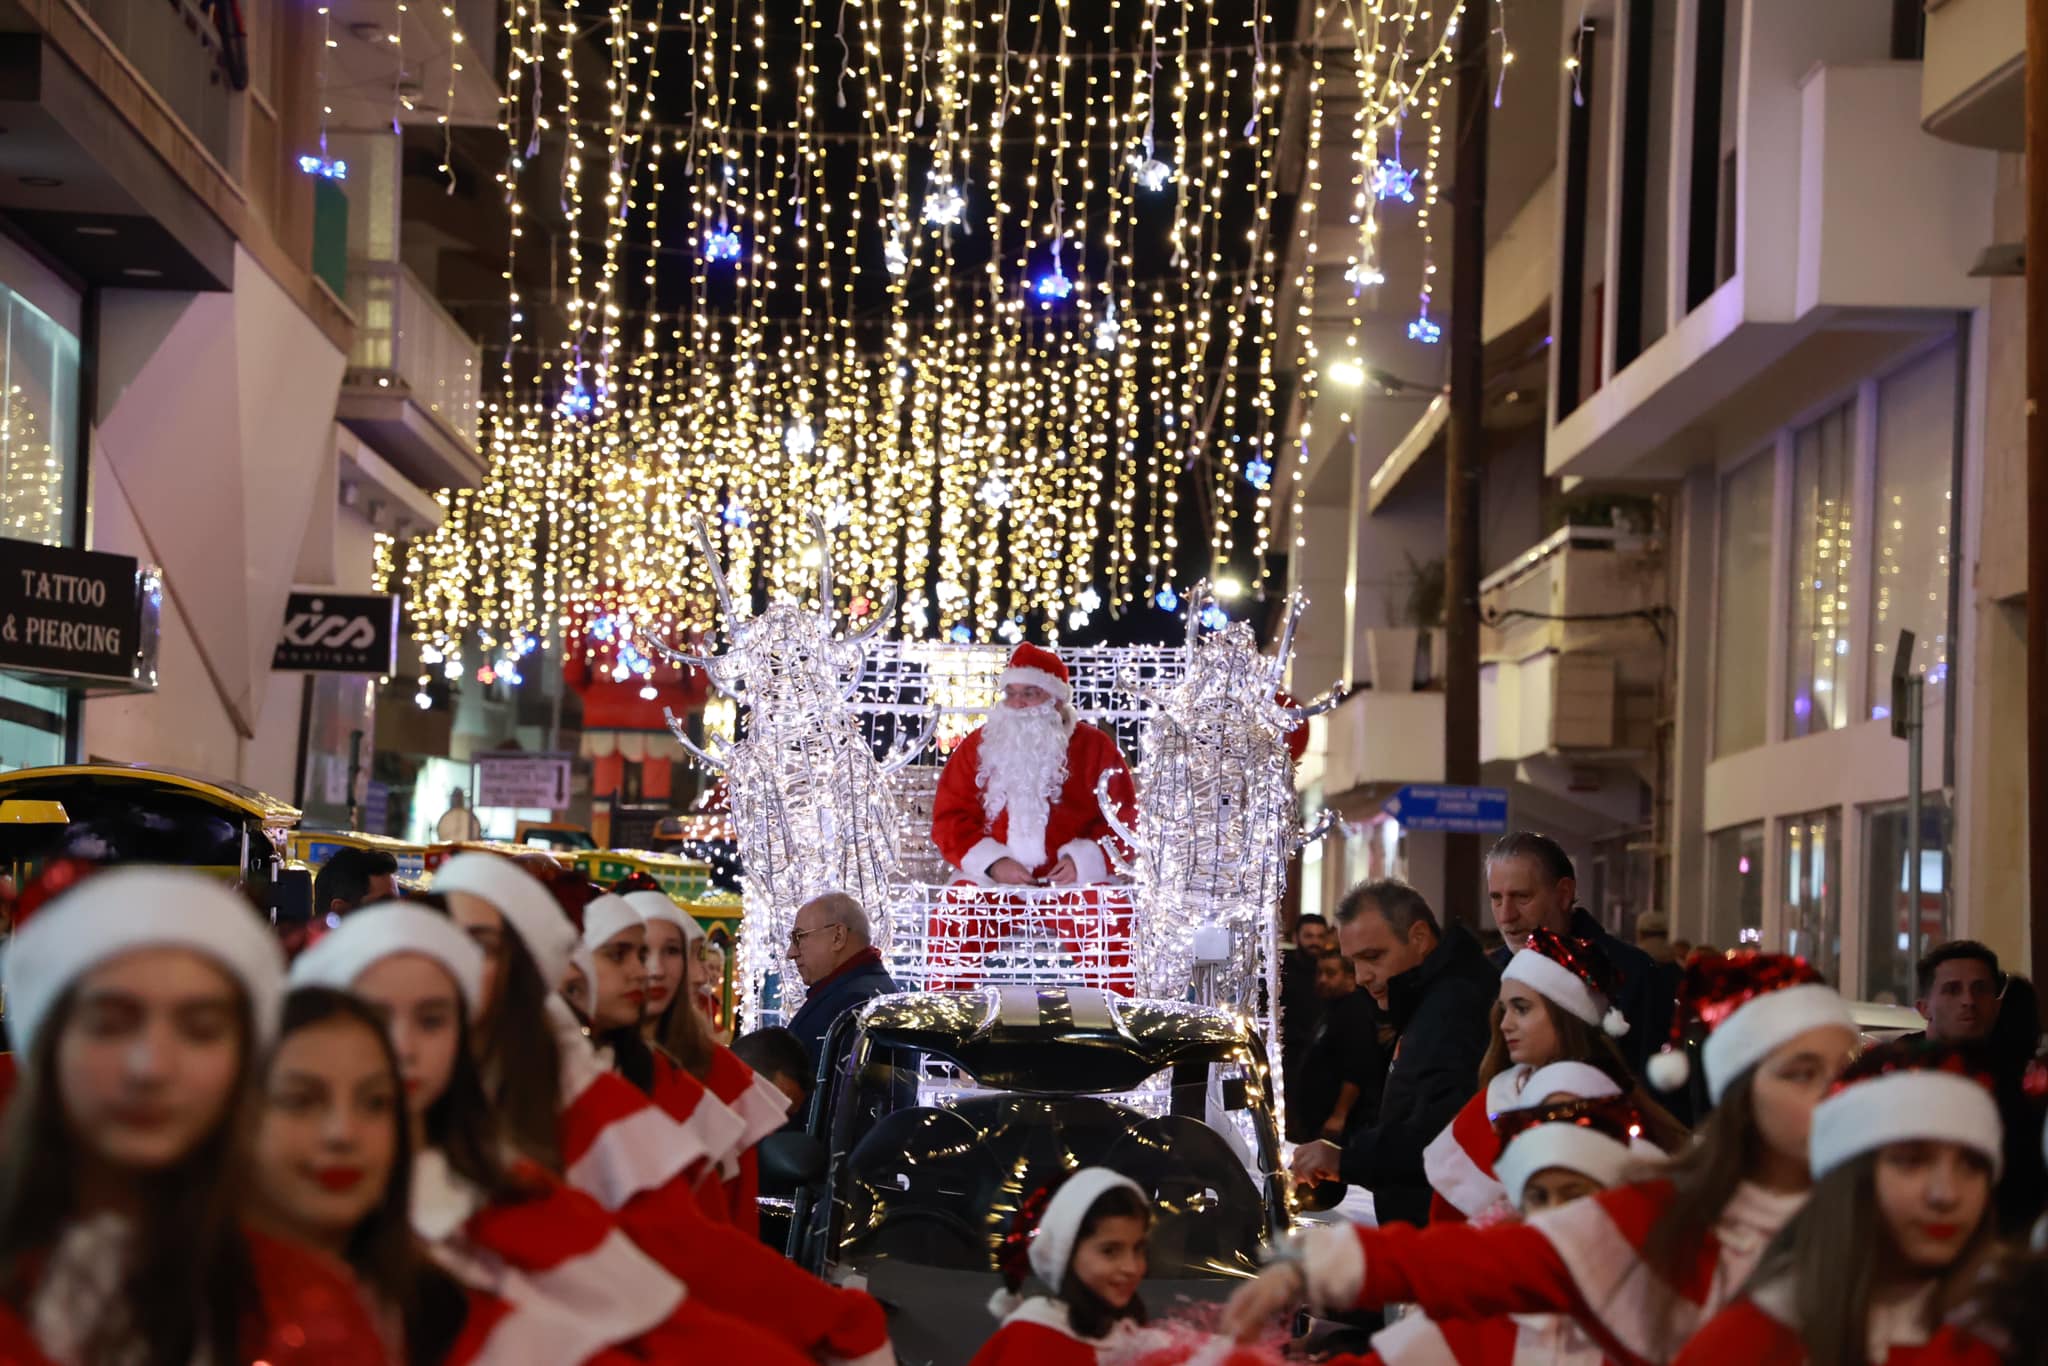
left=1701, top=982, right=1854, bottom=1102
left=1511, top=1061, right=1624, bottom=1110
left=1810, top=1070, right=2005, bottom=1180
left=1028, top=1168, right=1145, bottom=1288
left=289, top=902, right=486, bottom=1014
left=568, top=943, right=595, bottom=993
left=998, top=667, right=1072, bottom=703
left=1502, top=948, right=1620, bottom=1034
left=625, top=890, right=705, bottom=945
left=1, top=867, right=285, bottom=1057
left=1493, top=1123, right=1647, bottom=1208
left=432, top=852, right=578, bottom=994
left=581, top=894, right=643, bottom=951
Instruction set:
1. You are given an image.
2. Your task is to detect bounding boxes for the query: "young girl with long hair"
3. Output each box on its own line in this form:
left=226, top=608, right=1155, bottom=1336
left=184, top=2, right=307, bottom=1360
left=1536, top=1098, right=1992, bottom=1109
left=1424, top=928, right=1684, bottom=1223
left=1676, top=1042, right=2007, bottom=1365
left=1365, top=1095, right=1660, bottom=1366
left=1224, top=953, right=1861, bottom=1366
left=251, top=986, right=471, bottom=1362
left=971, top=1169, right=1153, bottom=1365
left=624, top=885, right=792, bottom=1235
left=428, top=854, right=896, bottom=1364
left=0, top=866, right=388, bottom=1365
left=288, top=900, right=818, bottom=1364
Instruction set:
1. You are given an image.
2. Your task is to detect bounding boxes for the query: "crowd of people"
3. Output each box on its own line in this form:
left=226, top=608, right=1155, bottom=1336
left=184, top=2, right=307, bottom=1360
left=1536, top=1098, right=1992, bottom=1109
left=0, top=850, right=902, bottom=1365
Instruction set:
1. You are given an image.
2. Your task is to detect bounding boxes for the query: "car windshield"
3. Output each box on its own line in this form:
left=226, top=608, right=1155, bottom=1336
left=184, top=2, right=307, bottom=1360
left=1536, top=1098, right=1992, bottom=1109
left=819, top=1042, right=1274, bottom=1360
left=0, top=779, right=252, bottom=876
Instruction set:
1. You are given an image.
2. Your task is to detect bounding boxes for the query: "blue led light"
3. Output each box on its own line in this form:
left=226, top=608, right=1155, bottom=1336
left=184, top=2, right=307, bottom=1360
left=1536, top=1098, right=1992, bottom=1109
left=1245, top=457, right=1273, bottom=490
left=1373, top=159, right=1417, bottom=204
left=1035, top=269, right=1073, bottom=301
left=704, top=224, right=743, bottom=262
left=1155, top=587, right=1180, bottom=612
left=1408, top=312, right=1442, bottom=344
left=1199, top=603, right=1229, bottom=631
left=298, top=155, right=348, bottom=180
left=949, top=624, right=973, bottom=643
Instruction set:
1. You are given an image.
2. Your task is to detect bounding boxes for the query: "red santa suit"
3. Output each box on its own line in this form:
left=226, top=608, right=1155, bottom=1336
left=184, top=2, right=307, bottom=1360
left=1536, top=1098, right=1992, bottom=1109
left=930, top=643, right=1136, bottom=887
left=1294, top=1178, right=1806, bottom=1366
left=1422, top=1060, right=1626, bottom=1225
left=1348, top=1309, right=1607, bottom=1366
left=967, top=1298, right=1139, bottom=1366
left=700, top=1043, right=794, bottom=1237
left=1674, top=1294, right=2001, bottom=1366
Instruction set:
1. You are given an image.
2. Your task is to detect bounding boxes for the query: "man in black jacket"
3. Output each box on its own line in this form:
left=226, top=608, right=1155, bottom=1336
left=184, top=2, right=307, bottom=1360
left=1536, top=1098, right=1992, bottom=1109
left=1288, top=879, right=1498, bottom=1226
left=1485, top=831, right=1676, bottom=1082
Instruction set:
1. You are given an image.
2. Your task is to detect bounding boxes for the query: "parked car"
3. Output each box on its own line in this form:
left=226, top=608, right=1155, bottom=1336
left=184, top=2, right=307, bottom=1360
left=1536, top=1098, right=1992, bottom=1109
left=771, top=987, right=1291, bottom=1366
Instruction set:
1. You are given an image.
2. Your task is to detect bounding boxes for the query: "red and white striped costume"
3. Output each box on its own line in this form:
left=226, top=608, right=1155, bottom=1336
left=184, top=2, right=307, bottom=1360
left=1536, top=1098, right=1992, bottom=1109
left=1672, top=1292, right=2002, bottom=1366
left=1296, top=1179, right=1805, bottom=1366
left=1349, top=1309, right=1606, bottom=1366
left=699, top=1044, right=794, bottom=1236
left=415, top=1152, right=809, bottom=1366
left=551, top=1004, right=893, bottom=1365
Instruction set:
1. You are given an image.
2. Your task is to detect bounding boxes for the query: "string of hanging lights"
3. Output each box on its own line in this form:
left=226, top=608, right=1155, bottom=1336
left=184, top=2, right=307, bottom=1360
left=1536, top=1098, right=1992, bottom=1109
left=390, top=0, right=1479, bottom=685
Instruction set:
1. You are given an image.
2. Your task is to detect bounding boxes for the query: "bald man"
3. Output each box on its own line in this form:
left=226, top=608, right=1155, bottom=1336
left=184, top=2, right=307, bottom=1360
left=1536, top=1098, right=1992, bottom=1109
left=784, top=892, right=899, bottom=1068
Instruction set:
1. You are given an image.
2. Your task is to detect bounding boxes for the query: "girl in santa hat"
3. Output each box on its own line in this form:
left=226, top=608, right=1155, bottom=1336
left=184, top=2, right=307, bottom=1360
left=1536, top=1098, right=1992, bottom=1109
left=1423, top=927, right=1685, bottom=1224
left=430, top=854, right=896, bottom=1365
left=250, top=985, right=472, bottom=1361
left=624, top=884, right=792, bottom=1236
left=1364, top=1094, right=1663, bottom=1366
left=971, top=1168, right=1154, bottom=1366
left=1224, top=952, right=1862, bottom=1366
left=288, top=899, right=816, bottom=1365
left=1946, top=1094, right=2048, bottom=1365
left=0, top=865, right=390, bottom=1365
left=1676, top=1041, right=2007, bottom=1365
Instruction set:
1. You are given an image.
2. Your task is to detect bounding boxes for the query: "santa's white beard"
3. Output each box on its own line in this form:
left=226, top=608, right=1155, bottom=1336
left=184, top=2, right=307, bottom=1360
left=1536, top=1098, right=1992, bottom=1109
left=976, top=702, right=1073, bottom=870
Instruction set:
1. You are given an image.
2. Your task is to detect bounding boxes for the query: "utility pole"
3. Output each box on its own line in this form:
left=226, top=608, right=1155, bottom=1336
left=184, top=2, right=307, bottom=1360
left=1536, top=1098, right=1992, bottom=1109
left=2026, top=4, right=2047, bottom=1001
left=1441, top=2, right=1491, bottom=929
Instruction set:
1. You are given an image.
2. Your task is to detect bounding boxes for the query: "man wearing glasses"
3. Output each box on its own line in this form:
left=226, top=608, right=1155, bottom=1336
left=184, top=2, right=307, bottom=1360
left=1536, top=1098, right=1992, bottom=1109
left=785, top=891, right=899, bottom=1070
left=1910, top=939, right=2045, bottom=1232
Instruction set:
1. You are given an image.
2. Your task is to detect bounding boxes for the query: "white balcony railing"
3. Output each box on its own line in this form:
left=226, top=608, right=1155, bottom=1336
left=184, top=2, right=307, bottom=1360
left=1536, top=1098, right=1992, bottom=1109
left=344, top=261, right=481, bottom=447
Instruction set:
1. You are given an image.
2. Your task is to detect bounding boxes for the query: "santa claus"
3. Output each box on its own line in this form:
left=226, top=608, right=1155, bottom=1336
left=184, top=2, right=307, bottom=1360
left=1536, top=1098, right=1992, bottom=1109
left=931, top=643, right=1136, bottom=887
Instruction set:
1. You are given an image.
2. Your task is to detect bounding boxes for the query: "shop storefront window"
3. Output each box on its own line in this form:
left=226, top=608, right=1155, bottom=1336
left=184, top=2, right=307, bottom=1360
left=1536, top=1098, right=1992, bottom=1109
left=1787, top=402, right=1855, bottom=738
left=1706, top=822, right=1764, bottom=953
left=1782, top=808, right=1840, bottom=983
left=1861, top=796, right=1951, bottom=1007
left=0, top=281, right=82, bottom=771
left=1867, top=341, right=1957, bottom=719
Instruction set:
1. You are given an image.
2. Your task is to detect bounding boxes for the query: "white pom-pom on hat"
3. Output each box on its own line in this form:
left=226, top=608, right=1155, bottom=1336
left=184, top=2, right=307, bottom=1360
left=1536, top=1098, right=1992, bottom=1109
left=1602, top=1006, right=1631, bottom=1038
left=1646, top=1047, right=1692, bottom=1093
left=986, top=1287, right=1024, bottom=1320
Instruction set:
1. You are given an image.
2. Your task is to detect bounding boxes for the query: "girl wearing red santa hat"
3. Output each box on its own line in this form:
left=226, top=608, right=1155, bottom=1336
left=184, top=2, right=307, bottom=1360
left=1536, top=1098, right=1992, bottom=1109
left=1423, top=928, right=1684, bottom=1224
left=430, top=854, right=895, bottom=1365
left=970, top=1168, right=1155, bottom=1365
left=0, top=865, right=390, bottom=1365
left=289, top=899, right=815, bottom=1365
left=1363, top=1094, right=1663, bottom=1366
left=1675, top=1041, right=2006, bottom=1365
left=1224, top=953, right=1861, bottom=1366
left=625, top=885, right=792, bottom=1237
left=251, top=985, right=473, bottom=1361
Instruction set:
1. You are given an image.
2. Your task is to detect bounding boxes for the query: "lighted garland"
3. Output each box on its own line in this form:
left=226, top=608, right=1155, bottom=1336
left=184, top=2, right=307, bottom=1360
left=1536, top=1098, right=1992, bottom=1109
left=397, top=0, right=1478, bottom=680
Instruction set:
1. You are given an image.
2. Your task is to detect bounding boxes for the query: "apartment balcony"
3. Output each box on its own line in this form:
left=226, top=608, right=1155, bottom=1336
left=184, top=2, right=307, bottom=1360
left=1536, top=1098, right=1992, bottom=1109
left=1306, top=689, right=1445, bottom=801
left=1921, top=0, right=2023, bottom=150
left=1479, top=528, right=1663, bottom=764
left=1547, top=0, right=1998, bottom=481
left=337, top=260, right=485, bottom=491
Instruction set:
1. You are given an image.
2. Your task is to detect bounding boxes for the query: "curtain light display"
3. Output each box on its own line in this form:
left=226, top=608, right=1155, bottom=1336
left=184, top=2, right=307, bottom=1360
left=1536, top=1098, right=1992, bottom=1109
left=384, top=0, right=1478, bottom=675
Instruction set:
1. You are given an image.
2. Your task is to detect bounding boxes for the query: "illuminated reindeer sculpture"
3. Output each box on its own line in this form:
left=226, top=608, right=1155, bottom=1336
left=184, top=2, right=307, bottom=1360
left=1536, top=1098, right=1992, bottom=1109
left=655, top=513, right=932, bottom=1020
left=1098, top=585, right=1341, bottom=1004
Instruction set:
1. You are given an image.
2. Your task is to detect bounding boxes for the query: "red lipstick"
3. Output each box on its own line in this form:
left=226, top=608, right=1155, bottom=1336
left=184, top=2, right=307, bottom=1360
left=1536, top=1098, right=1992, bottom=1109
left=311, top=1166, right=367, bottom=1192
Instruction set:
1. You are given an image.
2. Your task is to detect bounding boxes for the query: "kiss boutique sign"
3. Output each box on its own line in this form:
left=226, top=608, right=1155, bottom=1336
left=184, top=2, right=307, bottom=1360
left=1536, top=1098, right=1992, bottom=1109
left=0, top=537, right=159, bottom=689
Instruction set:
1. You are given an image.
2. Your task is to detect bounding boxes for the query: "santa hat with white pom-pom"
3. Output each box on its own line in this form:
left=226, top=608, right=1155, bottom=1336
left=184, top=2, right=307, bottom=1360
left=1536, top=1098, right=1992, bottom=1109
left=987, top=1167, right=1147, bottom=1320
left=1646, top=951, right=1853, bottom=1101
left=1502, top=928, right=1632, bottom=1038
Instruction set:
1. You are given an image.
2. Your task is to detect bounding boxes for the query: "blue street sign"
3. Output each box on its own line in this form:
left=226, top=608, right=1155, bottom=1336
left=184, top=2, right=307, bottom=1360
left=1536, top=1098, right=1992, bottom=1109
left=1382, top=784, right=1510, bottom=833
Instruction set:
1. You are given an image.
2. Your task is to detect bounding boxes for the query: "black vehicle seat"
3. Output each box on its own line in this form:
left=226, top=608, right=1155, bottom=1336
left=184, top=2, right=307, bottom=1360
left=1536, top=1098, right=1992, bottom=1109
left=1101, top=1114, right=1265, bottom=1275
left=840, top=1107, right=1001, bottom=1269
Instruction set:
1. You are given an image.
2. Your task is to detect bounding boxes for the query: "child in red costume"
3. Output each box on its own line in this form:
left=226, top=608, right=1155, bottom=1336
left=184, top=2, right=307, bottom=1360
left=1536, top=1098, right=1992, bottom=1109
left=1676, top=1041, right=2006, bottom=1366
left=1423, top=926, right=1646, bottom=1223
left=290, top=900, right=815, bottom=1365
left=972, top=1168, right=1157, bottom=1365
left=0, top=866, right=390, bottom=1364
left=430, top=854, right=895, bottom=1365
left=1366, top=1094, right=1661, bottom=1365
left=1225, top=954, right=1860, bottom=1366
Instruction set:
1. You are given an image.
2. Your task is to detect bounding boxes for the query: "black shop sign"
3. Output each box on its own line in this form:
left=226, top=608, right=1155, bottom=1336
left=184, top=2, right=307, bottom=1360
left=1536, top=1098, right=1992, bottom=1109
left=0, top=538, right=150, bottom=686
left=273, top=590, right=399, bottom=674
